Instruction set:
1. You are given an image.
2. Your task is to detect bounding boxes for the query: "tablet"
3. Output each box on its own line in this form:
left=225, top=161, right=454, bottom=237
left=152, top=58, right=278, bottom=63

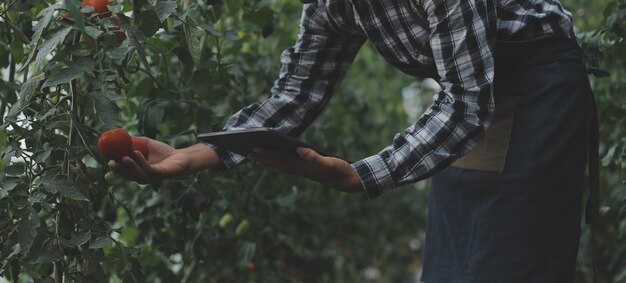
left=197, top=128, right=345, bottom=160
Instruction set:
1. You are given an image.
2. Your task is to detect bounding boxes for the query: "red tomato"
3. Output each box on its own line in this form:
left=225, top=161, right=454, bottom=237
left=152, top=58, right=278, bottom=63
left=245, top=261, right=255, bottom=271
left=111, top=15, right=127, bottom=42
left=83, top=0, right=109, bottom=14
left=131, top=137, right=150, bottom=160
left=98, top=128, right=132, bottom=161
left=62, top=0, right=110, bottom=19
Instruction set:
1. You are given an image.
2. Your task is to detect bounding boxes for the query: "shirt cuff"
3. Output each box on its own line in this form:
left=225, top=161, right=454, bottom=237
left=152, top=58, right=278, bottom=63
left=206, top=143, right=246, bottom=170
left=351, top=154, right=396, bottom=200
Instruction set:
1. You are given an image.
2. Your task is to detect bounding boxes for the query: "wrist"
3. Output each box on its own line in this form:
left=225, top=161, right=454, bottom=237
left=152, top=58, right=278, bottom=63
left=180, top=144, right=225, bottom=174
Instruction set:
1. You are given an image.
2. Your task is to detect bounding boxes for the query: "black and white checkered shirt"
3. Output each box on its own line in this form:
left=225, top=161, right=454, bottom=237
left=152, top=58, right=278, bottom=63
left=211, top=0, right=577, bottom=199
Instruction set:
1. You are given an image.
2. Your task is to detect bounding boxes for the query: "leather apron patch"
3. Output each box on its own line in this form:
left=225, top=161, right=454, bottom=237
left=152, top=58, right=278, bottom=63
left=451, top=96, right=519, bottom=173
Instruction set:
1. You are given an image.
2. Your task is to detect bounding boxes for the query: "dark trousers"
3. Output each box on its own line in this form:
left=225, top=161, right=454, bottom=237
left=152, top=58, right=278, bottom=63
left=421, top=37, right=593, bottom=283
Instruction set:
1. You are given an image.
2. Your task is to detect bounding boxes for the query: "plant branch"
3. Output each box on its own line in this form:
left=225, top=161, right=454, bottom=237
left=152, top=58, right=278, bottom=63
left=55, top=30, right=81, bottom=283
left=0, top=1, right=16, bottom=18
left=136, top=67, right=190, bottom=94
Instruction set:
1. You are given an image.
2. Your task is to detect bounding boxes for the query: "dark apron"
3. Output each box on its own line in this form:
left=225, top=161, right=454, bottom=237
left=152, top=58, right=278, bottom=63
left=421, top=37, right=594, bottom=283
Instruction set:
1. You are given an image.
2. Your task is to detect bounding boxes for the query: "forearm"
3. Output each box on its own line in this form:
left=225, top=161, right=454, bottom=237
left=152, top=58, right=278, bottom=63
left=177, top=143, right=225, bottom=173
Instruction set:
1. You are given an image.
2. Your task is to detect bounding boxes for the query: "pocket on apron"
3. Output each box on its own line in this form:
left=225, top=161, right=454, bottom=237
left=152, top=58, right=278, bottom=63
left=451, top=95, right=519, bottom=173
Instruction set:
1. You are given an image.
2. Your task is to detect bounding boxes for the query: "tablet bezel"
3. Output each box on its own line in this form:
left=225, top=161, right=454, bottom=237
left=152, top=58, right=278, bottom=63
left=197, top=128, right=345, bottom=161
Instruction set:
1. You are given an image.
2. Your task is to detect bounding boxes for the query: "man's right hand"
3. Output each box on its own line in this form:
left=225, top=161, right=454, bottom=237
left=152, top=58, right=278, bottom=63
left=110, top=138, right=223, bottom=185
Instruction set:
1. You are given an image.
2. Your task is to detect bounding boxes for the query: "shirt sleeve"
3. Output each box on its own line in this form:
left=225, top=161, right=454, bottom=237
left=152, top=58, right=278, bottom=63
left=210, top=1, right=365, bottom=169
left=352, top=0, right=498, bottom=199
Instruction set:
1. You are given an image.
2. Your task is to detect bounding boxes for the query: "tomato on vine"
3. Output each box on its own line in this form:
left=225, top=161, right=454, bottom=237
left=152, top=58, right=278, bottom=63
left=218, top=213, right=234, bottom=228
left=110, top=14, right=127, bottom=42
left=235, top=219, right=250, bottom=236
left=83, top=0, right=110, bottom=16
left=245, top=261, right=255, bottom=271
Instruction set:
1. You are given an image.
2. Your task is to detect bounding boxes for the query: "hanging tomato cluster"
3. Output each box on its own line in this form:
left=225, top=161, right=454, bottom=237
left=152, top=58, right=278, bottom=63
left=61, top=0, right=127, bottom=43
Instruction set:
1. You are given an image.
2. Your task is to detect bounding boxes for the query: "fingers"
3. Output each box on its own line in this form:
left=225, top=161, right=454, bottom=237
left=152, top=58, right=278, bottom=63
left=108, top=154, right=159, bottom=185
left=248, top=147, right=336, bottom=176
left=296, top=147, right=335, bottom=168
left=131, top=150, right=157, bottom=176
left=248, top=148, right=299, bottom=174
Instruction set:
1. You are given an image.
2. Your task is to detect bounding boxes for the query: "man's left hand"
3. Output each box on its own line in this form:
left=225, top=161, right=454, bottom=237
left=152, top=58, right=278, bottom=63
left=247, top=147, right=363, bottom=193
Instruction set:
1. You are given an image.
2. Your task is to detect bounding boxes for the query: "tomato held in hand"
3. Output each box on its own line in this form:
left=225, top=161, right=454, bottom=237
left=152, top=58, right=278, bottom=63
left=98, top=128, right=132, bottom=161
left=131, top=136, right=150, bottom=160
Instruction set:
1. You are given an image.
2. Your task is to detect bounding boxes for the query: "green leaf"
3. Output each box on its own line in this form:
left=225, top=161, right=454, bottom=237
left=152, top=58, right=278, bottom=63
left=18, top=207, right=40, bottom=256
left=128, top=256, right=145, bottom=282
left=0, top=180, right=19, bottom=199
left=138, top=9, right=162, bottom=38
left=184, top=24, right=205, bottom=67
left=138, top=100, right=166, bottom=135
left=106, top=47, right=132, bottom=60
left=199, top=24, right=221, bottom=36
left=4, top=164, right=25, bottom=175
left=7, top=73, right=44, bottom=119
left=127, top=26, right=151, bottom=73
left=21, top=4, right=60, bottom=71
left=92, top=93, right=123, bottom=130
left=89, top=235, right=111, bottom=249
left=147, top=0, right=157, bottom=6
left=64, top=0, right=86, bottom=33
left=602, top=144, right=618, bottom=166
left=69, top=111, right=99, bottom=160
left=33, top=26, right=73, bottom=72
left=108, top=3, right=123, bottom=14
left=34, top=149, right=53, bottom=163
left=2, top=244, right=21, bottom=264
left=238, top=241, right=256, bottom=266
left=243, top=7, right=275, bottom=28
left=67, top=230, right=92, bottom=247
left=42, top=57, right=95, bottom=88
left=40, top=175, right=89, bottom=201
left=154, top=1, right=177, bottom=22
left=10, top=39, right=25, bottom=63
left=275, top=187, right=298, bottom=208
left=34, top=249, right=63, bottom=263
left=84, top=26, right=105, bottom=39
left=5, top=16, right=31, bottom=45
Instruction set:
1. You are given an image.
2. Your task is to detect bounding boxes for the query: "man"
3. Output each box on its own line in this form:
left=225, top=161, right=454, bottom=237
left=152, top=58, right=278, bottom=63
left=114, top=0, right=594, bottom=281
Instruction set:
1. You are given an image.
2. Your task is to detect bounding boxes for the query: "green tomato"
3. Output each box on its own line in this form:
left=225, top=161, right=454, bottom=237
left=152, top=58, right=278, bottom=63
left=104, top=171, right=117, bottom=183
left=219, top=213, right=234, bottom=228
left=107, top=159, right=117, bottom=169
left=235, top=219, right=249, bottom=236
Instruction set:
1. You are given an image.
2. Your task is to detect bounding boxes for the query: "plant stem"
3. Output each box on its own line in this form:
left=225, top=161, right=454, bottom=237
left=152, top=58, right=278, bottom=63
left=132, top=0, right=141, bottom=25
left=53, top=212, right=63, bottom=283
left=10, top=260, right=19, bottom=283
left=55, top=30, right=81, bottom=283
left=0, top=53, right=16, bottom=119
left=0, top=1, right=16, bottom=18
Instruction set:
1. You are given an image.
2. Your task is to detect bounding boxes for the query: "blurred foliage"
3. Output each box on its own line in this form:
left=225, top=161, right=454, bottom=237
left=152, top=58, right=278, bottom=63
left=573, top=0, right=626, bottom=282
left=0, top=0, right=623, bottom=282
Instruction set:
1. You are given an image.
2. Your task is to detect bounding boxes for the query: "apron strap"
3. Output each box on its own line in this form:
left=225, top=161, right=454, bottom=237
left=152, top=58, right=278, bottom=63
left=585, top=89, right=599, bottom=283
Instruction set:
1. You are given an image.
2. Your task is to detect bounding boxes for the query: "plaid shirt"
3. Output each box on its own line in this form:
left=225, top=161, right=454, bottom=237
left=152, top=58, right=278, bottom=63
left=212, top=0, right=576, bottom=199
